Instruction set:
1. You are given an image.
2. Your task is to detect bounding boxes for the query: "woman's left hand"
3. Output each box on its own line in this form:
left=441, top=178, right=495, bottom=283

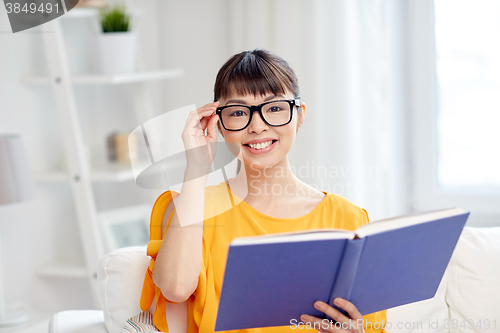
left=300, top=298, right=365, bottom=333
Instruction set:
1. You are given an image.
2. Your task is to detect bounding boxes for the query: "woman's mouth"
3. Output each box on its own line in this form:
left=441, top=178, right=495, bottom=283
left=243, top=140, right=277, bottom=155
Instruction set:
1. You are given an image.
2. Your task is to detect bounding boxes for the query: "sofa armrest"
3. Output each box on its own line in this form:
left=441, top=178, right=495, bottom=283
left=49, top=310, right=107, bottom=333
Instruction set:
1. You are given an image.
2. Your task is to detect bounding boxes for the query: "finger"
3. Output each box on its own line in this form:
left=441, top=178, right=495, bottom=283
left=185, top=109, right=214, bottom=131
left=187, top=107, right=215, bottom=126
left=200, top=110, right=218, bottom=131
left=197, top=103, right=218, bottom=115
left=197, top=106, right=217, bottom=115
left=184, top=109, right=202, bottom=130
left=206, top=114, right=219, bottom=141
left=196, top=108, right=216, bottom=120
left=198, top=110, right=216, bottom=129
left=199, top=115, right=210, bottom=130
left=300, top=314, right=335, bottom=332
left=333, top=298, right=363, bottom=321
left=314, top=301, right=351, bottom=325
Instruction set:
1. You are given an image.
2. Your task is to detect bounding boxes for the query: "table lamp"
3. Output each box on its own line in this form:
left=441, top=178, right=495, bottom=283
left=0, top=134, right=36, bottom=327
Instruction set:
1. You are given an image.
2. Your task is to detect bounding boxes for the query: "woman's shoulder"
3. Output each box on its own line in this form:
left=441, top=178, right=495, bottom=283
left=204, top=181, right=235, bottom=204
left=322, top=191, right=361, bottom=209
left=321, top=192, right=370, bottom=229
left=203, top=181, right=237, bottom=220
left=155, top=181, right=229, bottom=203
left=153, top=182, right=234, bottom=220
left=204, top=180, right=229, bottom=195
left=151, top=183, right=229, bottom=225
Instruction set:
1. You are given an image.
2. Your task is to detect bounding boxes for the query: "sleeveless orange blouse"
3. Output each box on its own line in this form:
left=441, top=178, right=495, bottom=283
left=140, top=181, right=387, bottom=333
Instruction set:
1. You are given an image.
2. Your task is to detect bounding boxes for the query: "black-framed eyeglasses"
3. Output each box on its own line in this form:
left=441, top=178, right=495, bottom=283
left=215, top=99, right=301, bottom=131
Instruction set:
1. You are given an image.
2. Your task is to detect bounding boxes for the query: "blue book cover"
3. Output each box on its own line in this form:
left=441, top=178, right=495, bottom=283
left=214, top=208, right=469, bottom=331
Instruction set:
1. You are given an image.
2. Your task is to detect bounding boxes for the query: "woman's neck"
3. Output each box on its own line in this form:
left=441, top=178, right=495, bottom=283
left=229, top=156, right=304, bottom=202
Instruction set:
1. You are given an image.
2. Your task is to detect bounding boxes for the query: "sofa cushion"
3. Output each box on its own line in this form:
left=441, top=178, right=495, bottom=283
left=446, top=226, right=500, bottom=333
left=97, top=246, right=151, bottom=333
left=386, top=270, right=449, bottom=333
left=387, top=226, right=500, bottom=333
left=97, top=246, right=188, bottom=333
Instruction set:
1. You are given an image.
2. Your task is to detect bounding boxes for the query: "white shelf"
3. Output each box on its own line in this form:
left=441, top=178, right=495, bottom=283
left=62, top=7, right=145, bottom=19
left=36, top=261, right=88, bottom=279
left=63, top=7, right=100, bottom=18
left=60, top=6, right=145, bottom=18
left=35, top=163, right=135, bottom=183
left=22, top=68, right=183, bottom=85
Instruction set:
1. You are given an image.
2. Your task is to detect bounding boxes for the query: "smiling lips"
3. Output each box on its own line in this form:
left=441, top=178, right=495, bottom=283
left=243, top=139, right=278, bottom=154
left=247, top=140, right=273, bottom=149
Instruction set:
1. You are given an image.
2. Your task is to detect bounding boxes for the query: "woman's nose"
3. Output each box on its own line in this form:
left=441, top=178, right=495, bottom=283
left=248, top=111, right=268, bottom=133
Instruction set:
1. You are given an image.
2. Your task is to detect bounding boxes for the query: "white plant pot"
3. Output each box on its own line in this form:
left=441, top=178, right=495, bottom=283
left=97, top=32, right=137, bottom=74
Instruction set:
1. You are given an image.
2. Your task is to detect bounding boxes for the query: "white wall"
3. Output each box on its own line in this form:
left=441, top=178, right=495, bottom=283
left=0, top=0, right=232, bottom=312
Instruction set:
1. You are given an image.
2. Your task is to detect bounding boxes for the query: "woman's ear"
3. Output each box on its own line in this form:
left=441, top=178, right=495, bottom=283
left=296, top=101, right=306, bottom=132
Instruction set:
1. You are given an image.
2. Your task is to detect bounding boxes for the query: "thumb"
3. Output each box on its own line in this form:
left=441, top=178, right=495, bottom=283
left=206, top=114, right=219, bottom=140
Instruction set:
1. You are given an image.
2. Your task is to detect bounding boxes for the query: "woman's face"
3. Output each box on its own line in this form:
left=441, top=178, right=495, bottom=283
left=219, top=91, right=306, bottom=170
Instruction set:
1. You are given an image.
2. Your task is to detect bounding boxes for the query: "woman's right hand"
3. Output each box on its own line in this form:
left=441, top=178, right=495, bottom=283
left=181, top=101, right=220, bottom=174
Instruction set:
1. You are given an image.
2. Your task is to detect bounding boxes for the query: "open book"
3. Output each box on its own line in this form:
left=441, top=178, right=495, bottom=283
left=214, top=208, right=469, bottom=331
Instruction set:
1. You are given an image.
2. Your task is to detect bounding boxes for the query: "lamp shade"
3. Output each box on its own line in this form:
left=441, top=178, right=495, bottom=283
left=0, top=134, right=35, bottom=205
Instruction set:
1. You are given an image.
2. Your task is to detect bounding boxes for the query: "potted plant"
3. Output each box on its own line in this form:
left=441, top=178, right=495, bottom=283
left=97, top=5, right=136, bottom=74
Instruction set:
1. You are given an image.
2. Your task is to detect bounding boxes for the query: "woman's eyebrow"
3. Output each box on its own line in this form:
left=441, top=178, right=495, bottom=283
left=225, top=99, right=246, bottom=105
left=225, top=95, right=285, bottom=106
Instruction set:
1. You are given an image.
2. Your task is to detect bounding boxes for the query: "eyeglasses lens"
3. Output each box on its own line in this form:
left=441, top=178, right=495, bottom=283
left=221, top=101, right=291, bottom=130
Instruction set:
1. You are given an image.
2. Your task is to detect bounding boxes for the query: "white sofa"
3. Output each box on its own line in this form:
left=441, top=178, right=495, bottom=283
left=49, top=227, right=500, bottom=333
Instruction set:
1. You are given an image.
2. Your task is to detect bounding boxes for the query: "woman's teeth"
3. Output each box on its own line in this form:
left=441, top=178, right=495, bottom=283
left=247, top=140, right=273, bottom=150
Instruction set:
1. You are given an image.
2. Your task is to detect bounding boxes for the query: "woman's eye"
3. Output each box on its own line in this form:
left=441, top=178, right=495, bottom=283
left=268, top=106, right=282, bottom=112
left=229, top=110, right=247, bottom=117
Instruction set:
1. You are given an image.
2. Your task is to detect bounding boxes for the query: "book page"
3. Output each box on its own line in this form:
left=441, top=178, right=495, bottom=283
left=231, top=229, right=355, bottom=246
left=355, top=207, right=467, bottom=238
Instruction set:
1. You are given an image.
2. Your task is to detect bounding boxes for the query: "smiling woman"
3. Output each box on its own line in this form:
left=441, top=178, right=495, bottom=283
left=139, top=49, right=388, bottom=333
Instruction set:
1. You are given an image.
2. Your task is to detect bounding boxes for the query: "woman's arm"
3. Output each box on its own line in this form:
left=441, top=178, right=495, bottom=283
left=152, top=171, right=207, bottom=303
left=152, top=102, right=220, bottom=303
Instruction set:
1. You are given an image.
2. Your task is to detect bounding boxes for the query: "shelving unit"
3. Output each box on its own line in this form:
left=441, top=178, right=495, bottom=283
left=35, top=163, right=135, bottom=183
left=28, top=8, right=182, bottom=308
left=36, top=261, right=87, bottom=279
left=22, top=68, right=182, bottom=85
left=61, top=6, right=145, bottom=19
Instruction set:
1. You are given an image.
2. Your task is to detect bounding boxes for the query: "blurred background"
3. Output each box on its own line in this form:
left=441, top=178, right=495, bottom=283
left=0, top=0, right=499, bottom=320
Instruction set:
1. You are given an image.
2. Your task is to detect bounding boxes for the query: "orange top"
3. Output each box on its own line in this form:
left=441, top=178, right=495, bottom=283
left=140, top=181, right=387, bottom=333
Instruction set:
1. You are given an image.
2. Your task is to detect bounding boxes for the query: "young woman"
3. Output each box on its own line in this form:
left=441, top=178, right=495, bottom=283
left=140, top=49, right=387, bottom=333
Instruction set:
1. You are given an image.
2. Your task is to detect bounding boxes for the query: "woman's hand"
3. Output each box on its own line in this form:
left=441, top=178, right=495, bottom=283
left=181, top=101, right=220, bottom=174
left=300, top=298, right=365, bottom=333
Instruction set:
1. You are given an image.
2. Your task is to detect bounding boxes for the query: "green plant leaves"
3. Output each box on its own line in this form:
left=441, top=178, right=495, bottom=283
left=99, top=5, right=130, bottom=33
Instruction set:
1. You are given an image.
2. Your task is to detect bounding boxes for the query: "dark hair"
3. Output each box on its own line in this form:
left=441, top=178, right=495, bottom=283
left=213, top=49, right=300, bottom=102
